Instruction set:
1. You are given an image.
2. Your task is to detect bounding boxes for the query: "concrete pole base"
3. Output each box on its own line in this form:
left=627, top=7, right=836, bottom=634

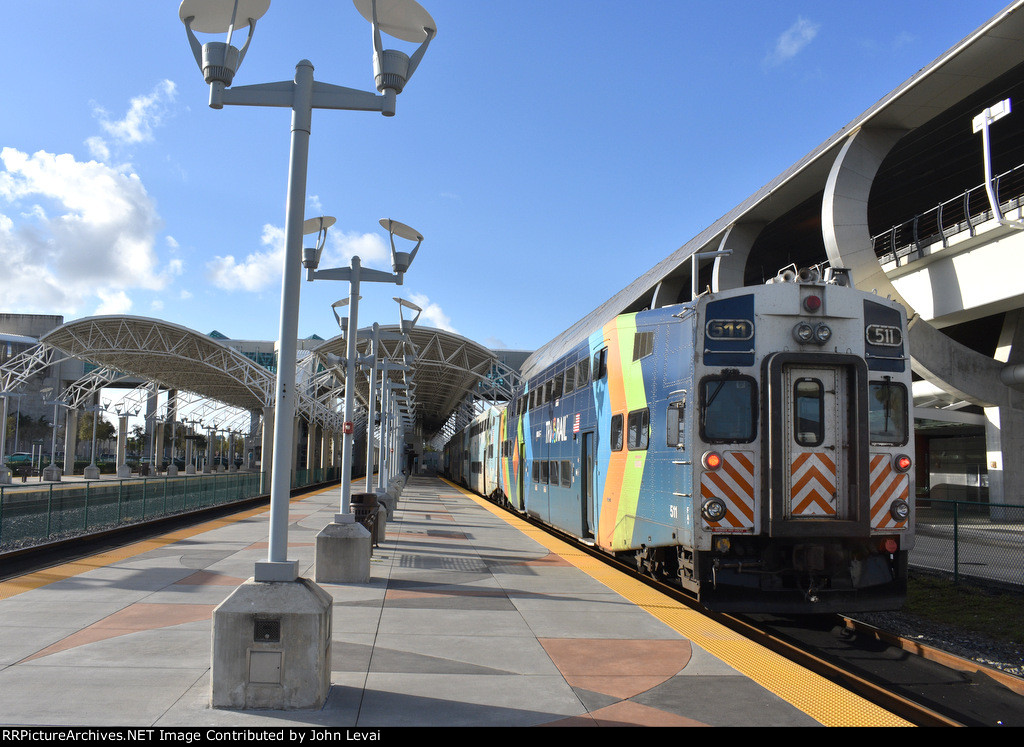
left=83, top=465, right=100, bottom=480
left=314, top=521, right=372, bottom=583
left=166, top=465, right=178, bottom=477
left=211, top=578, right=332, bottom=710
left=0, top=467, right=11, bottom=485
left=117, top=465, right=131, bottom=478
left=42, top=465, right=62, bottom=482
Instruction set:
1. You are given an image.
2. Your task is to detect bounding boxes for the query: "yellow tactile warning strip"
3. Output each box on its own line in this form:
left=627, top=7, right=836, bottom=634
left=0, top=486, right=335, bottom=602
left=444, top=479, right=913, bottom=728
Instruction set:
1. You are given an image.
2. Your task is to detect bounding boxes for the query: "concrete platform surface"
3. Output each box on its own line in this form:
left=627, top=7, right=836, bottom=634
left=0, top=476, right=910, bottom=728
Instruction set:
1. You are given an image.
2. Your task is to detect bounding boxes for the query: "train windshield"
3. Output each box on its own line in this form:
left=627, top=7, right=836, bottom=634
left=700, top=375, right=757, bottom=442
left=869, top=380, right=908, bottom=445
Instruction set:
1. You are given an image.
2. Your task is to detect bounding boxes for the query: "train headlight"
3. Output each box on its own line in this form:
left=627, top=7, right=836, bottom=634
left=701, top=498, right=727, bottom=523
left=814, top=324, right=832, bottom=343
left=702, top=451, right=722, bottom=470
left=893, top=454, right=912, bottom=473
left=793, top=322, right=814, bottom=343
left=890, top=499, right=910, bottom=522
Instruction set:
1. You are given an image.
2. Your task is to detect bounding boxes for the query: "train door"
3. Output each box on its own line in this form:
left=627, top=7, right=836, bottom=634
left=581, top=431, right=595, bottom=539
left=782, top=363, right=849, bottom=520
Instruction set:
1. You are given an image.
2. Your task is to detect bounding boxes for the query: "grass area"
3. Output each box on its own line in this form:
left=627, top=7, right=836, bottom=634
left=904, top=571, right=1024, bottom=645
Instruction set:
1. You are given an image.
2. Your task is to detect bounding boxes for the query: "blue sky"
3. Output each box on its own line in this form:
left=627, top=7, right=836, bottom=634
left=0, top=1, right=1012, bottom=353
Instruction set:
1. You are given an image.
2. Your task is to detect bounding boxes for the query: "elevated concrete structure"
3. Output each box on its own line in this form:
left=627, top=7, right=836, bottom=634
left=524, top=1, right=1024, bottom=509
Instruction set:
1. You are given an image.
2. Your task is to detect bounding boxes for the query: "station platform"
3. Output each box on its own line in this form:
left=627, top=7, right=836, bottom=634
left=0, top=476, right=911, bottom=728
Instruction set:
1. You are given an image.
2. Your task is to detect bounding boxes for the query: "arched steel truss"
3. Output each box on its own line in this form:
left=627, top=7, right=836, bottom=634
left=1, top=317, right=519, bottom=451
left=311, top=325, right=521, bottom=449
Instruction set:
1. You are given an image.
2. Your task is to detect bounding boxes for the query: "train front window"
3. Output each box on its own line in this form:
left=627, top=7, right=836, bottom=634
left=793, top=378, right=824, bottom=446
left=700, top=375, right=756, bottom=443
left=869, top=380, right=908, bottom=445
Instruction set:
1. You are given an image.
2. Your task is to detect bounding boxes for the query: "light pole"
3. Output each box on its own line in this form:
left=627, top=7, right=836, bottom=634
left=180, top=0, right=433, bottom=582
left=178, top=0, right=435, bottom=710
left=305, top=218, right=425, bottom=520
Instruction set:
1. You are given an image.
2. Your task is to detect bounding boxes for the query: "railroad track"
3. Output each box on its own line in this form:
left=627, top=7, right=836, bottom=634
left=497, top=494, right=1024, bottom=727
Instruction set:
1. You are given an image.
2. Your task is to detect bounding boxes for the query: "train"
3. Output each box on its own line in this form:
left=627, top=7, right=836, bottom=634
left=442, top=266, right=914, bottom=614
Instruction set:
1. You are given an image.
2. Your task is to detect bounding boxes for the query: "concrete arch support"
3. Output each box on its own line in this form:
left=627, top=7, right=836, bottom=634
left=822, top=127, right=1015, bottom=409
left=822, top=127, right=909, bottom=305
left=713, top=221, right=765, bottom=292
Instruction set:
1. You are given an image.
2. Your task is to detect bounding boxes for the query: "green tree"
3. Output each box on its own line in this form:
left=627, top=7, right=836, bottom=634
left=78, top=411, right=116, bottom=443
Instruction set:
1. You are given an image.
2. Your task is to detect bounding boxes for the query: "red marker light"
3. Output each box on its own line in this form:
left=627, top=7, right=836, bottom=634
left=803, top=295, right=822, bottom=312
left=703, top=451, right=722, bottom=470
left=894, top=454, right=912, bottom=472
left=884, top=538, right=898, bottom=553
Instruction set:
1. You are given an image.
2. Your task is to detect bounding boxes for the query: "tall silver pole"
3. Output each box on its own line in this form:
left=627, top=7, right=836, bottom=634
left=263, top=60, right=314, bottom=579
left=365, top=324, right=380, bottom=491
left=339, top=258, right=361, bottom=518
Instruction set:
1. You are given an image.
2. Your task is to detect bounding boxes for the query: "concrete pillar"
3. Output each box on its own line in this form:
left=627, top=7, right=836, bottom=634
left=155, top=422, right=165, bottom=474
left=205, top=430, right=214, bottom=473
left=116, top=414, right=131, bottom=478
left=306, top=420, right=318, bottom=475
left=261, top=406, right=275, bottom=493
left=185, top=437, right=196, bottom=475
left=63, top=408, right=78, bottom=474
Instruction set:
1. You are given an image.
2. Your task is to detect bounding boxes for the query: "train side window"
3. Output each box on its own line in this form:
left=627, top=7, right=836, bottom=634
left=560, top=459, right=572, bottom=487
left=541, top=460, right=549, bottom=483
left=549, top=460, right=559, bottom=485
left=610, top=413, right=624, bottom=451
left=627, top=408, right=649, bottom=450
left=577, top=359, right=590, bottom=388
left=700, top=375, right=757, bottom=443
left=633, top=331, right=654, bottom=361
left=667, top=397, right=686, bottom=448
left=532, top=461, right=540, bottom=483
left=551, top=375, right=563, bottom=400
left=869, top=380, right=909, bottom=445
left=593, top=348, right=608, bottom=380
left=793, top=378, right=824, bottom=446
left=564, top=366, right=575, bottom=394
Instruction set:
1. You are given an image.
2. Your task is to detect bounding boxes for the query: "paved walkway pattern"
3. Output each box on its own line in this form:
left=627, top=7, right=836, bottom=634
left=0, top=476, right=910, bottom=727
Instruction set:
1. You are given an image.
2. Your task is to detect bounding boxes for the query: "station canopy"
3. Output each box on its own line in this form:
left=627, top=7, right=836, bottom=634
left=16, top=315, right=520, bottom=444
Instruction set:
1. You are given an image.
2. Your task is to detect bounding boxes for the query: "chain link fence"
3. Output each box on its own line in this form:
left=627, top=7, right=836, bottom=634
left=912, top=499, right=1024, bottom=588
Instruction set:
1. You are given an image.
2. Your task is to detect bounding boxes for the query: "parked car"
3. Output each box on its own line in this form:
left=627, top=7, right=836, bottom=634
left=4, top=452, right=33, bottom=465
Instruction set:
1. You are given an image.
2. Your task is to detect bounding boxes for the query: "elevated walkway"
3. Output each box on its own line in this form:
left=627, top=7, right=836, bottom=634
left=0, top=477, right=908, bottom=727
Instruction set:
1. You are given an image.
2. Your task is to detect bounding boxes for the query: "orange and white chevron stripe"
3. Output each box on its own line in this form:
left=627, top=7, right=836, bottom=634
left=869, top=454, right=910, bottom=529
left=790, top=452, right=837, bottom=516
left=699, top=451, right=755, bottom=530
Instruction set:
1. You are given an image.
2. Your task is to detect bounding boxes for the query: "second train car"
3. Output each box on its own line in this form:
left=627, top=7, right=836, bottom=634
left=443, top=268, right=914, bottom=614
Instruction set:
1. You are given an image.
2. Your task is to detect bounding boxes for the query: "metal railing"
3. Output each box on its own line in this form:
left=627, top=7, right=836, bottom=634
left=872, top=162, right=1024, bottom=267
left=0, top=466, right=341, bottom=551
left=912, top=499, right=1024, bottom=588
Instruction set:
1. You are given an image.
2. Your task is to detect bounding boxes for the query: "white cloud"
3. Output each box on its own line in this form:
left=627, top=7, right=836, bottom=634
left=0, top=147, right=174, bottom=315
left=765, top=17, right=820, bottom=67
left=327, top=230, right=390, bottom=268
left=407, top=292, right=457, bottom=333
left=93, top=80, right=177, bottom=147
left=206, top=223, right=286, bottom=292
left=206, top=223, right=397, bottom=293
left=94, top=289, right=133, bottom=316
